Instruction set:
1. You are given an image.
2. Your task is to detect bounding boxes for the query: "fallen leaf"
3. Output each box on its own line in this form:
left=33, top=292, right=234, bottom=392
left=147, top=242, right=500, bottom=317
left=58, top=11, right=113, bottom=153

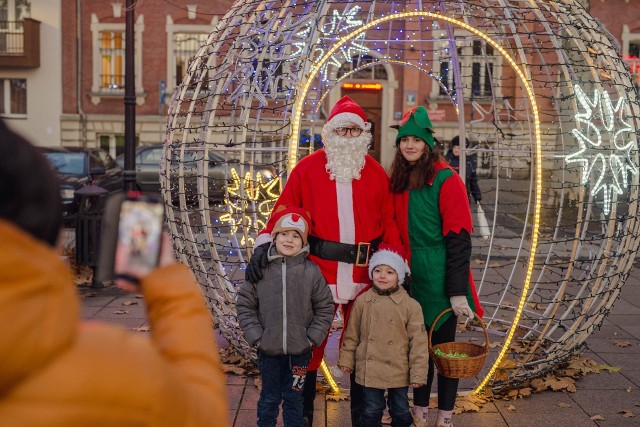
left=113, top=310, right=128, bottom=315
left=618, top=410, right=635, bottom=418
left=506, top=404, right=516, bottom=411
left=254, top=377, right=262, bottom=391
left=627, top=387, right=633, bottom=393
left=558, top=402, right=571, bottom=408
left=590, top=415, right=605, bottom=421
left=489, top=341, right=502, bottom=349
left=122, top=300, right=138, bottom=306
left=474, top=259, right=485, bottom=265
left=530, top=378, right=546, bottom=392
left=595, top=364, right=622, bottom=373
left=325, top=391, right=350, bottom=401
left=222, top=364, right=245, bottom=375
left=132, top=326, right=150, bottom=332
left=613, top=340, right=631, bottom=348
left=518, top=388, right=532, bottom=398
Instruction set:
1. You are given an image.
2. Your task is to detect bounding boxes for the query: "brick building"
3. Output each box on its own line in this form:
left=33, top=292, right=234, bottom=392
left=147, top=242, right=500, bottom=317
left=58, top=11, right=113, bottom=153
left=0, top=0, right=637, bottom=158
left=59, top=0, right=233, bottom=157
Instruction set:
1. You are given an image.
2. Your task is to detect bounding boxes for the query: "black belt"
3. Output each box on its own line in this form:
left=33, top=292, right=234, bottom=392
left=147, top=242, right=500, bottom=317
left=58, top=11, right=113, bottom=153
left=308, top=235, right=382, bottom=267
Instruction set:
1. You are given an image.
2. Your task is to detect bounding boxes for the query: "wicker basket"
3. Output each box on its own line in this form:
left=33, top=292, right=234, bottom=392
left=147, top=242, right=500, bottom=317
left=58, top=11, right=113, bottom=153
left=428, top=308, right=489, bottom=379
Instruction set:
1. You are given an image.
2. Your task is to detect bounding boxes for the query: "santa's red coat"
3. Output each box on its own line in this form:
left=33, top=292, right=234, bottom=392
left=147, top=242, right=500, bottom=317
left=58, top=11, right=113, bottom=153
left=260, top=149, right=403, bottom=304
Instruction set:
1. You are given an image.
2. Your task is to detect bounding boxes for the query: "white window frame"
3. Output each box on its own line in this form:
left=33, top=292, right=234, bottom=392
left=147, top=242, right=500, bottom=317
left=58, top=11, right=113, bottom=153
left=89, top=13, right=145, bottom=105
left=622, top=25, right=640, bottom=90
left=429, top=29, right=502, bottom=101
left=165, top=16, right=217, bottom=96
left=0, top=77, right=27, bottom=118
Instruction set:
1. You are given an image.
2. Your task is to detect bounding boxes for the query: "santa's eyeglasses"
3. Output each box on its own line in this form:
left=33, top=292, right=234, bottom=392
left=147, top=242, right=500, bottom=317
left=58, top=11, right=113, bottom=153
left=334, top=127, right=364, bottom=137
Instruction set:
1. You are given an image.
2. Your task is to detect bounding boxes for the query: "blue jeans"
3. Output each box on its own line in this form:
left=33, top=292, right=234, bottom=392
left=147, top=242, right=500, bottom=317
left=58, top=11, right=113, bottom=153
left=258, top=351, right=311, bottom=427
left=359, top=386, right=413, bottom=427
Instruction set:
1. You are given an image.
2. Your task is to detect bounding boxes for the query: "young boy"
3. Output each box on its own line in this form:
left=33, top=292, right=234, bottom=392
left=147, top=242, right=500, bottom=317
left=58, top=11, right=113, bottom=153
left=236, top=206, right=335, bottom=427
left=338, top=244, right=429, bottom=427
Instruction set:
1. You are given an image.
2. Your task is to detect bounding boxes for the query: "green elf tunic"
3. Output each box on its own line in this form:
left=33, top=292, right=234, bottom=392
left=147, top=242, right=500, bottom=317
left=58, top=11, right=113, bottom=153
left=394, top=159, right=484, bottom=330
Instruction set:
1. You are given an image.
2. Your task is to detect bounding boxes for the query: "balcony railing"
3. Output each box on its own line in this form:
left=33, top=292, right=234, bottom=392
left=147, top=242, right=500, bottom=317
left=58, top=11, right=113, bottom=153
left=0, top=18, right=40, bottom=68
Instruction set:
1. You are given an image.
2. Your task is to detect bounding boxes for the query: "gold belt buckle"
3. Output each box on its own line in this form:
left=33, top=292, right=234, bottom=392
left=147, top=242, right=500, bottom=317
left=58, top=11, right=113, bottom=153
left=355, top=242, right=371, bottom=267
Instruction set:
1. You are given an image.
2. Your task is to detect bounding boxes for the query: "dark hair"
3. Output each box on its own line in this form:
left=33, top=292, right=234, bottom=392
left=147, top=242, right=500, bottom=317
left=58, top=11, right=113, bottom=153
left=0, top=120, right=63, bottom=246
left=389, top=144, right=444, bottom=193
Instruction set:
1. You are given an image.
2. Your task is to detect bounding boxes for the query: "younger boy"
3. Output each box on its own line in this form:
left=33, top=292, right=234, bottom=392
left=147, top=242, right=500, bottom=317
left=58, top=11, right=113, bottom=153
left=338, top=244, right=429, bottom=427
left=237, top=206, right=334, bottom=427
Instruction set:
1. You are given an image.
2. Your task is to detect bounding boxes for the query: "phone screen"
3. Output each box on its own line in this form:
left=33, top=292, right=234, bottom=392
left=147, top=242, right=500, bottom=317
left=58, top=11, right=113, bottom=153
left=114, top=199, right=164, bottom=278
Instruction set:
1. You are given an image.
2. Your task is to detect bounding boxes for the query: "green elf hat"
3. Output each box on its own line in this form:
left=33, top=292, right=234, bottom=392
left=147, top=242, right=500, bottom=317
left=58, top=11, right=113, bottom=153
left=390, top=106, right=435, bottom=149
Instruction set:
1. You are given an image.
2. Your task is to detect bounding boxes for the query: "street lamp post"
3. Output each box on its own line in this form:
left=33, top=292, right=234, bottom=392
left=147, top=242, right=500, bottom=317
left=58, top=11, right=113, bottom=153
left=123, top=0, right=136, bottom=191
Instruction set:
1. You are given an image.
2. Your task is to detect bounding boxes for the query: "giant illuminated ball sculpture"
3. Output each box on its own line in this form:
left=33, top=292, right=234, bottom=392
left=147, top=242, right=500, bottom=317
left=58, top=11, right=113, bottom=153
left=162, top=0, right=640, bottom=392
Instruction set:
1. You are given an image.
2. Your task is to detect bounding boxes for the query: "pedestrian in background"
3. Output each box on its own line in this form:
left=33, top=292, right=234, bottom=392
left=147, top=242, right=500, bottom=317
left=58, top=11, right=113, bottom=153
left=389, top=107, right=484, bottom=427
left=0, top=120, right=228, bottom=426
left=445, top=135, right=482, bottom=205
left=338, top=244, right=428, bottom=427
left=237, top=206, right=334, bottom=427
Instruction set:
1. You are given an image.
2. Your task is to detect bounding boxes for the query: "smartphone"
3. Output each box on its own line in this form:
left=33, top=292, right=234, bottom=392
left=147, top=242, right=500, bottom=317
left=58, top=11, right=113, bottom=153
left=96, top=192, right=165, bottom=283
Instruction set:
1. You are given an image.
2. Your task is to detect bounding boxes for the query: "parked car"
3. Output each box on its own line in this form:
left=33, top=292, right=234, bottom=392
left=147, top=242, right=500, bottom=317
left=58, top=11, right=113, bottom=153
left=41, top=147, right=123, bottom=219
left=115, top=144, right=277, bottom=202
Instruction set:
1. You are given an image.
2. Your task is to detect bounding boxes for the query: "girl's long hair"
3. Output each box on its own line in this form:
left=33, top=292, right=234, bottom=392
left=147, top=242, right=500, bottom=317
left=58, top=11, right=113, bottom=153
left=389, top=144, right=444, bottom=193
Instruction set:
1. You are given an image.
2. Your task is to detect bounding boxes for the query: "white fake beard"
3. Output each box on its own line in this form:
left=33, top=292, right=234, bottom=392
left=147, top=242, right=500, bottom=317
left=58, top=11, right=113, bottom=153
left=323, top=132, right=371, bottom=183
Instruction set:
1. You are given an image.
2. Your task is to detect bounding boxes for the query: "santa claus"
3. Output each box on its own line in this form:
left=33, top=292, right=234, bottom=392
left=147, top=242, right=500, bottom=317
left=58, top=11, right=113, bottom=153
left=246, top=95, right=402, bottom=426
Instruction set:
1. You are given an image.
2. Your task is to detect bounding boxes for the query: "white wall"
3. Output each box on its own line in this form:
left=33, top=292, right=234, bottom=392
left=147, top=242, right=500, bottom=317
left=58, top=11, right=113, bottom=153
left=0, top=0, right=62, bottom=146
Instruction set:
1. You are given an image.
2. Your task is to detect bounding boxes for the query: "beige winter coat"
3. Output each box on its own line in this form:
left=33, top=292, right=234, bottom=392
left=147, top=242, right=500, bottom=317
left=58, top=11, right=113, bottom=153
left=338, top=287, right=429, bottom=389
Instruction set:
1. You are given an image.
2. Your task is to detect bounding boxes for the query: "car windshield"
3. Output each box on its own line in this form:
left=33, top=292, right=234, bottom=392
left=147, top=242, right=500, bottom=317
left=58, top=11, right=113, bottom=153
left=44, top=152, right=86, bottom=176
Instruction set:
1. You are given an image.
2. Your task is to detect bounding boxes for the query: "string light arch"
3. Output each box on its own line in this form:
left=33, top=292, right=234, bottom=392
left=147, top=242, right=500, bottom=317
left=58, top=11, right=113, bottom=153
left=162, top=0, right=640, bottom=393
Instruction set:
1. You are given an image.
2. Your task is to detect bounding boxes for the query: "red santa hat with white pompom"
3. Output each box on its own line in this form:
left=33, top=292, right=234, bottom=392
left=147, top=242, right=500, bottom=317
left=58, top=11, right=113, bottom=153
left=326, top=95, right=369, bottom=130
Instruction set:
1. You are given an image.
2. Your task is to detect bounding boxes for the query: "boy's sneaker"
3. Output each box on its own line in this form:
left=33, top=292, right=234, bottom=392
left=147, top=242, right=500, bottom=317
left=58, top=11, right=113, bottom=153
left=435, top=416, right=452, bottom=427
left=412, top=417, right=428, bottom=427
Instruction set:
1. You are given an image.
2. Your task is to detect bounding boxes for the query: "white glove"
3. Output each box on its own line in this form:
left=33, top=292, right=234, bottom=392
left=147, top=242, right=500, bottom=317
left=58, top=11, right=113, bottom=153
left=450, top=296, right=474, bottom=319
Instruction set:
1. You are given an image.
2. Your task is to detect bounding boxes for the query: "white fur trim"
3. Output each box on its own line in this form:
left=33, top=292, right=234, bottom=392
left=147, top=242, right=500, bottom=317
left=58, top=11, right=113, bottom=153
left=254, top=233, right=272, bottom=248
left=368, top=250, right=409, bottom=284
left=328, top=112, right=366, bottom=129
left=328, top=282, right=368, bottom=304
left=335, top=180, right=356, bottom=301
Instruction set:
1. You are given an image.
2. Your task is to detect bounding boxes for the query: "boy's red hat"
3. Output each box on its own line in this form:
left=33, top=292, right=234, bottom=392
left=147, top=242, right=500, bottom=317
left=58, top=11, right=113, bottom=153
left=271, top=205, right=312, bottom=245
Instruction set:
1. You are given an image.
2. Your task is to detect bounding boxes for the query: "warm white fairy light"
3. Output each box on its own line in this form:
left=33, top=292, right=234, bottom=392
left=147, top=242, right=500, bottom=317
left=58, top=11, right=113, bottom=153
left=219, top=168, right=282, bottom=247
left=565, top=84, right=637, bottom=215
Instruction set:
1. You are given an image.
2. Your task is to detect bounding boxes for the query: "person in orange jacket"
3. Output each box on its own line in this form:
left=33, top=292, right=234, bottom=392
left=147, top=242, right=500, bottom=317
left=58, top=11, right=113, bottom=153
left=0, top=120, right=228, bottom=426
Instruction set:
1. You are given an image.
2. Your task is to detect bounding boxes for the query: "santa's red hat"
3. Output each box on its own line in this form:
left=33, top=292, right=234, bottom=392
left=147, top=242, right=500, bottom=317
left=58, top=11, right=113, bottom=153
left=368, top=243, right=410, bottom=285
left=326, top=95, right=368, bottom=129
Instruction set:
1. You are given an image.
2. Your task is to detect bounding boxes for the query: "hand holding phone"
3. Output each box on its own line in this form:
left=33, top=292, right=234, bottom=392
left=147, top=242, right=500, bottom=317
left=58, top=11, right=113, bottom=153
left=96, top=192, right=166, bottom=286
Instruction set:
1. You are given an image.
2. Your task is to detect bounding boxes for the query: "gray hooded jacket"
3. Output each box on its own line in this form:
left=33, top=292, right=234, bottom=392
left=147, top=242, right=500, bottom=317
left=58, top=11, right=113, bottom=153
left=236, top=244, right=335, bottom=356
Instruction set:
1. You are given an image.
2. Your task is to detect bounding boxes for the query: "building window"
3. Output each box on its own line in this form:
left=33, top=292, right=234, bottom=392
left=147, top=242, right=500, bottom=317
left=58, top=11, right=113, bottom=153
left=0, top=78, right=27, bottom=116
left=622, top=25, right=640, bottom=93
left=0, top=0, right=31, bottom=21
left=99, top=134, right=125, bottom=159
left=173, top=32, right=208, bottom=87
left=165, top=16, right=217, bottom=95
left=432, top=31, right=501, bottom=100
left=99, top=31, right=125, bottom=91
left=90, top=13, right=145, bottom=105
left=337, top=55, right=388, bottom=80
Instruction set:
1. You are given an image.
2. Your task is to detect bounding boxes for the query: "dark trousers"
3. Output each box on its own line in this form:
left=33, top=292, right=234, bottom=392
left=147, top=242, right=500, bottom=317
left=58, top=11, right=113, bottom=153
left=360, top=386, right=413, bottom=427
left=413, top=314, right=459, bottom=410
left=258, top=351, right=311, bottom=427
left=302, top=370, right=363, bottom=426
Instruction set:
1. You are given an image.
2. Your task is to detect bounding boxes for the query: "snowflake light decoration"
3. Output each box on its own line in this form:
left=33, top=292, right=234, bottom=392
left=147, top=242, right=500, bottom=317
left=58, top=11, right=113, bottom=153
left=565, top=84, right=638, bottom=215
left=295, top=5, right=369, bottom=78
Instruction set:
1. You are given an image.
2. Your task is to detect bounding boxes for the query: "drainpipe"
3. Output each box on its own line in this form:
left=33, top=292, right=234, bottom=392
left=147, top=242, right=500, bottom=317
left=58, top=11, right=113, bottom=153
left=77, top=0, right=87, bottom=147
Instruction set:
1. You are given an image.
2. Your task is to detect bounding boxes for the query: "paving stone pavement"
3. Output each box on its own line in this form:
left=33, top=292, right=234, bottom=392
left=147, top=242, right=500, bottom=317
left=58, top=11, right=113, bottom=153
left=80, top=260, right=640, bottom=426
